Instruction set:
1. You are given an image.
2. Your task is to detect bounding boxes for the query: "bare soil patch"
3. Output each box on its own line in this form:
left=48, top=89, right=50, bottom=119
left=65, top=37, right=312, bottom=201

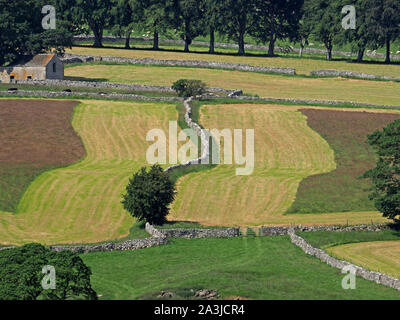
left=288, top=109, right=400, bottom=214
left=0, top=99, right=85, bottom=212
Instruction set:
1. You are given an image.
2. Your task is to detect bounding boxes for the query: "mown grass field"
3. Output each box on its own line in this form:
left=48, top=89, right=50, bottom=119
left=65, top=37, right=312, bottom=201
left=0, top=100, right=85, bottom=212
left=81, top=236, right=400, bottom=300
left=170, top=104, right=400, bottom=226
left=170, top=103, right=336, bottom=226
left=327, top=241, right=400, bottom=279
left=300, top=229, right=400, bottom=249
left=66, top=46, right=400, bottom=77
left=0, top=99, right=180, bottom=245
left=1, top=99, right=397, bottom=246
left=65, top=64, right=400, bottom=106
left=287, top=109, right=400, bottom=214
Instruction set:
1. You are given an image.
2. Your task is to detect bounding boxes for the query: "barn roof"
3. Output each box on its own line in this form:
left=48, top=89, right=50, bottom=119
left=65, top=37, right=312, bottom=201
left=9, top=54, right=56, bottom=67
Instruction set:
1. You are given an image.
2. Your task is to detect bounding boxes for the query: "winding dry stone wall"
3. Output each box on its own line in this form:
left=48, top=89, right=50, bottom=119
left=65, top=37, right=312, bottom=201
left=164, top=97, right=210, bottom=173
left=61, top=53, right=296, bottom=75
left=289, top=229, right=400, bottom=291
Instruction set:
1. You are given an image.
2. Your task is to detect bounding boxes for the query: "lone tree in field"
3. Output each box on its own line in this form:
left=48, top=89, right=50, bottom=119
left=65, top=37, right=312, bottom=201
left=363, top=120, right=400, bottom=222
left=0, top=243, right=97, bottom=300
left=122, top=164, right=176, bottom=225
left=172, top=79, right=207, bottom=98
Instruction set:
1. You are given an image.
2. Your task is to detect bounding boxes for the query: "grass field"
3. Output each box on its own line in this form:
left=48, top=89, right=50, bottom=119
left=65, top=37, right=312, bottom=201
left=81, top=236, right=400, bottom=300
left=327, top=241, right=400, bottom=279
left=66, top=46, right=400, bottom=77
left=170, top=104, right=336, bottom=226
left=65, top=64, right=400, bottom=106
left=287, top=109, right=400, bottom=214
left=0, top=99, right=180, bottom=245
left=170, top=104, right=400, bottom=226
left=300, top=229, right=400, bottom=249
left=1, top=100, right=397, bottom=246
left=0, top=100, right=85, bottom=212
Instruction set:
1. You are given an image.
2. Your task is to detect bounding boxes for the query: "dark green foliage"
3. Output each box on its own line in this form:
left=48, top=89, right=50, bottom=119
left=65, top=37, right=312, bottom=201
left=110, top=0, right=136, bottom=48
left=122, top=164, right=176, bottom=225
left=75, top=0, right=113, bottom=47
left=0, top=243, right=97, bottom=300
left=304, top=0, right=342, bottom=61
left=216, top=0, right=257, bottom=55
left=250, top=0, right=304, bottom=56
left=364, top=0, right=400, bottom=63
left=0, top=0, right=73, bottom=66
left=172, top=79, right=207, bottom=97
left=173, top=0, right=207, bottom=52
left=363, top=120, right=400, bottom=221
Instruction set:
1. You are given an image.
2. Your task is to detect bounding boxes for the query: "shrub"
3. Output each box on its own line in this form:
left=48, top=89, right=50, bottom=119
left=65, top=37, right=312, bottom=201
left=0, top=243, right=97, bottom=300
left=172, top=79, right=207, bottom=98
left=122, top=164, right=176, bottom=225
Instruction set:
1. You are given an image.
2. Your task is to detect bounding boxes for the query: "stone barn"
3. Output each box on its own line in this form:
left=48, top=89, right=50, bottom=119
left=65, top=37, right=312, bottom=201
left=0, top=53, right=64, bottom=83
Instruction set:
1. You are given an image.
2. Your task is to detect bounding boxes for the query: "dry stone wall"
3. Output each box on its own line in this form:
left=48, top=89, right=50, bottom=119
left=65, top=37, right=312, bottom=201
left=11, top=79, right=236, bottom=95
left=217, top=95, right=400, bottom=110
left=146, top=223, right=240, bottom=239
left=260, top=224, right=389, bottom=236
left=310, top=70, right=400, bottom=82
left=164, top=97, right=210, bottom=173
left=60, top=53, right=296, bottom=75
left=0, top=89, right=182, bottom=102
left=289, top=229, right=400, bottom=291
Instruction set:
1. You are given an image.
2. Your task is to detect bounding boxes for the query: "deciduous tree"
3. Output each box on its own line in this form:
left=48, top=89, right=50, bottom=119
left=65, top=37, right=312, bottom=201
left=122, top=164, right=176, bottom=225
left=250, top=0, right=304, bottom=56
left=0, top=243, right=97, bottom=300
left=363, top=120, right=400, bottom=222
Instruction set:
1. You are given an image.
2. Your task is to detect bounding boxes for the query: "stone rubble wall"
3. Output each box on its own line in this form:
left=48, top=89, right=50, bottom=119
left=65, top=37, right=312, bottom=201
left=0, top=89, right=182, bottom=102
left=260, top=224, right=389, bottom=236
left=146, top=223, right=240, bottom=239
left=217, top=95, right=400, bottom=110
left=288, top=229, right=400, bottom=291
left=60, top=53, right=296, bottom=75
left=310, top=70, right=400, bottom=82
left=164, top=97, right=210, bottom=173
left=10, top=79, right=236, bottom=95
left=49, top=236, right=168, bottom=254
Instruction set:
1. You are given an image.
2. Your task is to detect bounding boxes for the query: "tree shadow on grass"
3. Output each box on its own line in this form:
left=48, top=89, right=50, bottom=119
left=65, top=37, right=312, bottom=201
left=64, top=76, right=109, bottom=82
